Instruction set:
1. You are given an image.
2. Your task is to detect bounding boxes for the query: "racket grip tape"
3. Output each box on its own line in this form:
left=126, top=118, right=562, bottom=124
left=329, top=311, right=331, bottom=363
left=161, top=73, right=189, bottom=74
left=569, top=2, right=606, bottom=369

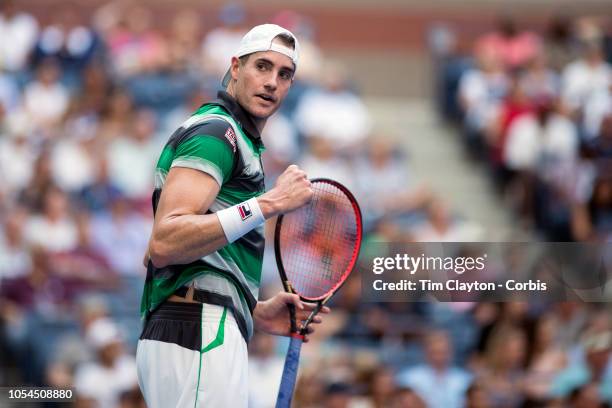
left=275, top=336, right=304, bottom=408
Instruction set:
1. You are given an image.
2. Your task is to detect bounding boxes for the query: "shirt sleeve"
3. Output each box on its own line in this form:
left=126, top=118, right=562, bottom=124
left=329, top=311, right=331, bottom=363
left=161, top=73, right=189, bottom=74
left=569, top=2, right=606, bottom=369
left=171, top=119, right=237, bottom=186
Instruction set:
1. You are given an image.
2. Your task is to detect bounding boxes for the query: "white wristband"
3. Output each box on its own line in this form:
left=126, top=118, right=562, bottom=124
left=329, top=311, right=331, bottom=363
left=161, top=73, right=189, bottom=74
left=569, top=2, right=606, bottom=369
left=216, top=197, right=265, bottom=243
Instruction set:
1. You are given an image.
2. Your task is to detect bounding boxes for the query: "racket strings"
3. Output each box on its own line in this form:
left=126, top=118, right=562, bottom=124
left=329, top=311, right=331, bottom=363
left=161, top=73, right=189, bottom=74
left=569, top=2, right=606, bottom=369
left=280, top=182, right=359, bottom=299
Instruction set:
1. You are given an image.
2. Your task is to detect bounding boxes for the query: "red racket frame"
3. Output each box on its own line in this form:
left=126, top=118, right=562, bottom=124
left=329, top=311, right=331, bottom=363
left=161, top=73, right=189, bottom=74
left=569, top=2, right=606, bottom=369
left=274, top=178, right=362, bottom=314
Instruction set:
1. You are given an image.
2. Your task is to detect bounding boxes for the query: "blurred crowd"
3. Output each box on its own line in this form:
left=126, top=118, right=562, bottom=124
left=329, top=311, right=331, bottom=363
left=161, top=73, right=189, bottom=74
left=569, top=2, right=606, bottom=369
left=436, top=15, right=612, bottom=242
left=0, top=1, right=610, bottom=407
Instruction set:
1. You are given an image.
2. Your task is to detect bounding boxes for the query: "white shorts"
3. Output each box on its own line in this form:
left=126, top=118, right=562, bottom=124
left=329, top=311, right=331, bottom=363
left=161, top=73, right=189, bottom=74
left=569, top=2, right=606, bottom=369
left=136, top=302, right=248, bottom=408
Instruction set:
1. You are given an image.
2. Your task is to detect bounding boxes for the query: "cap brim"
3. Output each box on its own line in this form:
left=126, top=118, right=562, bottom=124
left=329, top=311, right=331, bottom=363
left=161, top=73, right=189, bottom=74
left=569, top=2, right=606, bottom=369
left=221, top=69, right=231, bottom=88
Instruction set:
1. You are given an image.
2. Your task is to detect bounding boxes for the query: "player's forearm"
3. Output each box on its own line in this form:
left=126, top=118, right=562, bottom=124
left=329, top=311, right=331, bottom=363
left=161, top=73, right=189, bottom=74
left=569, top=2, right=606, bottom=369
left=150, top=196, right=274, bottom=268
left=149, top=213, right=228, bottom=268
left=148, top=165, right=312, bottom=268
left=256, top=193, right=283, bottom=218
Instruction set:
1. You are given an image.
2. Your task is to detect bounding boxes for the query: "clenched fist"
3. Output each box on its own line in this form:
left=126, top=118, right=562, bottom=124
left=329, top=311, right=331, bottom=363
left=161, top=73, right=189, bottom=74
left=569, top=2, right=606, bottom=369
left=257, top=165, right=313, bottom=218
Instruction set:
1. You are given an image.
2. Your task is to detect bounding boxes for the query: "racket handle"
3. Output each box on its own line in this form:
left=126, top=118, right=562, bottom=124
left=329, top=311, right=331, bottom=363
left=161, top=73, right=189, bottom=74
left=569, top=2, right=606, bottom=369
left=275, top=335, right=304, bottom=408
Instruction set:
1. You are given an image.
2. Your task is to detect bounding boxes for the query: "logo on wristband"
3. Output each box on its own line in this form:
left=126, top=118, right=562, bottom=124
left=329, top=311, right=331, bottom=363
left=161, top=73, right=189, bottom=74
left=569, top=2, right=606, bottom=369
left=238, top=203, right=252, bottom=220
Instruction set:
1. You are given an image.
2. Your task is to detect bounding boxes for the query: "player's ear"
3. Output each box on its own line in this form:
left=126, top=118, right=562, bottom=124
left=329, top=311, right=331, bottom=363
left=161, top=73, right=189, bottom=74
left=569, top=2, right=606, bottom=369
left=230, top=56, right=241, bottom=82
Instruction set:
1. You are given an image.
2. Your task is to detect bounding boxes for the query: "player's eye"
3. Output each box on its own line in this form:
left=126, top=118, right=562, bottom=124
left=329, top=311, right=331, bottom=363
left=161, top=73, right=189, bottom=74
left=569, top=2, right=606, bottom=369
left=279, top=71, right=292, bottom=81
left=256, top=63, right=267, bottom=71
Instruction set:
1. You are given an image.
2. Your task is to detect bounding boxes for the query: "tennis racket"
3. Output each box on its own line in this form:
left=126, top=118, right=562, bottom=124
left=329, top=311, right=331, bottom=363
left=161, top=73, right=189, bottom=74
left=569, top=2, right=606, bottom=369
left=274, top=178, right=362, bottom=408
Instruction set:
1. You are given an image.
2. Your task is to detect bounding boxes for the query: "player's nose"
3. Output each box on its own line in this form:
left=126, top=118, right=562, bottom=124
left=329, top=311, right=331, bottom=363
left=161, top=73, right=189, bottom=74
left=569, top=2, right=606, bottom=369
left=263, top=72, right=278, bottom=91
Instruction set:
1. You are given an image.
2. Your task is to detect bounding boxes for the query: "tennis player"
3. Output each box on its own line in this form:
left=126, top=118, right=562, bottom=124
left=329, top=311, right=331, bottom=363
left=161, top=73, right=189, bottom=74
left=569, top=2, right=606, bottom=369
left=136, top=24, right=328, bottom=407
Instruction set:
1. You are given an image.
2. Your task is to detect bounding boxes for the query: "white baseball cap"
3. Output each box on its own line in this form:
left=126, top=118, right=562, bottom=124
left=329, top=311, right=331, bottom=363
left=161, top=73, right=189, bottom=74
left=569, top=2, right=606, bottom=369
left=86, top=318, right=123, bottom=350
left=221, top=23, right=300, bottom=87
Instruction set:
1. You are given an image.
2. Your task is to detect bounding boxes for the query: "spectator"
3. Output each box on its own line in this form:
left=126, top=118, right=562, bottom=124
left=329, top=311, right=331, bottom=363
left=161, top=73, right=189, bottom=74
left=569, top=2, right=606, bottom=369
left=458, top=47, right=509, bottom=154
left=538, top=101, right=580, bottom=167
left=299, top=136, right=354, bottom=192
left=117, top=387, right=146, bottom=408
left=524, top=314, right=568, bottom=402
left=0, top=205, right=31, bottom=281
left=397, top=330, right=472, bottom=408
left=545, top=15, right=577, bottom=72
left=69, top=65, right=110, bottom=124
left=50, top=133, right=97, bottom=193
left=248, top=334, right=285, bottom=408
left=166, top=9, right=202, bottom=75
left=0, top=114, right=36, bottom=198
left=368, top=366, right=398, bottom=408
left=293, top=366, right=325, bottom=408
left=584, top=83, right=612, bottom=141
left=18, top=149, right=56, bottom=212
left=79, top=157, right=123, bottom=213
left=355, top=135, right=432, bottom=226
left=0, top=245, right=86, bottom=314
left=294, top=61, right=372, bottom=152
left=492, top=74, right=535, bottom=178
left=50, top=212, right=119, bottom=287
left=105, top=5, right=165, bottom=77
left=0, top=247, right=77, bottom=385
left=503, top=100, right=578, bottom=176
left=89, top=193, right=150, bottom=276
left=162, top=87, right=213, bottom=137
left=390, top=387, right=426, bottom=408
left=24, top=186, right=78, bottom=253
left=567, top=382, right=607, bottom=408
left=74, top=318, right=138, bottom=407
left=106, top=109, right=159, bottom=200
left=503, top=101, right=578, bottom=223
left=0, top=71, right=20, bottom=112
left=200, top=3, right=247, bottom=78
left=474, top=17, right=541, bottom=70
left=23, top=59, right=70, bottom=131
left=68, top=67, right=105, bottom=120
left=550, top=330, right=612, bottom=403
left=551, top=303, right=590, bottom=349
left=521, top=53, right=560, bottom=103
left=535, top=149, right=596, bottom=241
left=475, top=302, right=532, bottom=356
left=574, top=17, right=605, bottom=45
left=572, top=175, right=612, bottom=241
left=322, top=382, right=354, bottom=408
left=0, top=0, right=39, bottom=72
left=261, top=113, right=300, bottom=186
left=561, top=40, right=611, bottom=114
left=413, top=199, right=483, bottom=242
left=31, top=5, right=102, bottom=78
left=590, top=114, right=612, bottom=157
left=97, top=89, right=134, bottom=141
left=477, top=326, right=528, bottom=407
left=465, top=382, right=492, bottom=408
left=46, top=296, right=110, bottom=389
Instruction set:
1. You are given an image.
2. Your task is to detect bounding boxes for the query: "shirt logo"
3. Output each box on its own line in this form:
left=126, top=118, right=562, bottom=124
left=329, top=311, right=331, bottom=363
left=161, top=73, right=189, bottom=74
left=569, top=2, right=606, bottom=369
left=238, top=202, right=252, bottom=220
left=224, top=127, right=237, bottom=153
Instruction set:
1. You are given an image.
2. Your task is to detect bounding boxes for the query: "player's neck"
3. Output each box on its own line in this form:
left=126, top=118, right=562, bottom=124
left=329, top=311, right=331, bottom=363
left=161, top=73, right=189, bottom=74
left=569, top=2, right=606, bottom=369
left=226, top=86, right=267, bottom=133
left=252, top=117, right=267, bottom=134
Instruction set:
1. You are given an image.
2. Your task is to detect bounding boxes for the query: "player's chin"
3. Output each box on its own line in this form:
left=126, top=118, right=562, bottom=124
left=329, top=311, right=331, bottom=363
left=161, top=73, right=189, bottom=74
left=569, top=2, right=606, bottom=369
left=251, top=106, right=278, bottom=119
left=250, top=103, right=279, bottom=119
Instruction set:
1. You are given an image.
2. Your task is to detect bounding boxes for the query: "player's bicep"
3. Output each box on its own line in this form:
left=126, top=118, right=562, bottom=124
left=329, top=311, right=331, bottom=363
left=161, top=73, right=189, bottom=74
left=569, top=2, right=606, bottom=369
left=154, top=167, right=221, bottom=222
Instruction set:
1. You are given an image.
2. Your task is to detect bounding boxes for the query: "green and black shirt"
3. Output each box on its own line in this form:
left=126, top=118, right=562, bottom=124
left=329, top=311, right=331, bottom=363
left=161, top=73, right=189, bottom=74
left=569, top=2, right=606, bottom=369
left=140, top=91, right=266, bottom=342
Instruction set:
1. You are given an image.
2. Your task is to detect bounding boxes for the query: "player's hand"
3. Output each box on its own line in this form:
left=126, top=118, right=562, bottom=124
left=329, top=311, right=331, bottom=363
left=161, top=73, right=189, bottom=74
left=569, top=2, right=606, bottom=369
left=253, top=292, right=330, bottom=343
left=258, top=165, right=313, bottom=218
